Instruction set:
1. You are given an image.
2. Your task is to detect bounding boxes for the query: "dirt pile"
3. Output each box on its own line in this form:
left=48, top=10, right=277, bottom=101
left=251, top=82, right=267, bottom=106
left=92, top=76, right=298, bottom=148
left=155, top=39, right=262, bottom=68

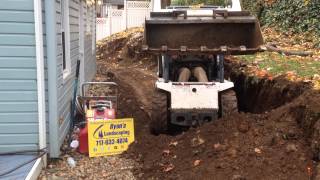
left=127, top=89, right=320, bottom=179
left=96, top=27, right=147, bottom=63
left=41, top=28, right=320, bottom=180
left=97, top=29, right=320, bottom=179
left=95, top=29, right=320, bottom=179
left=96, top=27, right=156, bottom=76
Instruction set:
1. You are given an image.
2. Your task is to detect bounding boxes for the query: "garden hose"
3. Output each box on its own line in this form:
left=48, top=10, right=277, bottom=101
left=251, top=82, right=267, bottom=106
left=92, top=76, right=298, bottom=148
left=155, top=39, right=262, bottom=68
left=0, top=148, right=47, bottom=177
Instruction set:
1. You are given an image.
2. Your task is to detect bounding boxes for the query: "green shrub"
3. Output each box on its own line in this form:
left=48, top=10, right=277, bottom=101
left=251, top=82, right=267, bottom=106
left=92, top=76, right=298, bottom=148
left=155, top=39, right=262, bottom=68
left=242, top=0, right=320, bottom=46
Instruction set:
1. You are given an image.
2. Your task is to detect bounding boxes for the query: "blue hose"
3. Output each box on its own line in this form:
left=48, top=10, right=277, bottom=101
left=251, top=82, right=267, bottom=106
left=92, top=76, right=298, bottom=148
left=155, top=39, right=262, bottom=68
left=68, top=60, right=81, bottom=144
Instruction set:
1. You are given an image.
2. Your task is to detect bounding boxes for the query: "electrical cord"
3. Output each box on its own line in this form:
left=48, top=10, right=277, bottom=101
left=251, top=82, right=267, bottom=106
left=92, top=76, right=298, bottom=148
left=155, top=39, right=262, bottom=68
left=0, top=148, right=47, bottom=177
left=0, top=148, right=47, bottom=156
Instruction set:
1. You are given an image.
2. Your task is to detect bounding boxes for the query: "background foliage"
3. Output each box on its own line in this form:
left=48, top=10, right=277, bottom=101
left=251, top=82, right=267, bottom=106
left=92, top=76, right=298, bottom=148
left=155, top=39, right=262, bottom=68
left=241, top=0, right=320, bottom=46
left=170, top=0, right=319, bottom=46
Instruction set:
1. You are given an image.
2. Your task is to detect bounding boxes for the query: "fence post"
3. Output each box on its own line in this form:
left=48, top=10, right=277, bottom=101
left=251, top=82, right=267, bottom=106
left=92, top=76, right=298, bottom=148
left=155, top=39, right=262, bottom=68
left=108, top=6, right=112, bottom=36
left=96, top=1, right=152, bottom=39
left=124, top=0, right=128, bottom=29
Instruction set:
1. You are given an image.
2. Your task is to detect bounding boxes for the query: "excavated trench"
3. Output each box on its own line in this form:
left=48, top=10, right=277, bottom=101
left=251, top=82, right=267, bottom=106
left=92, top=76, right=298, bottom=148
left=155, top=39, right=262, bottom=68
left=225, top=59, right=320, bottom=160
left=224, top=59, right=312, bottom=113
left=224, top=59, right=320, bottom=161
left=95, top=32, right=320, bottom=179
left=99, top=58, right=320, bottom=180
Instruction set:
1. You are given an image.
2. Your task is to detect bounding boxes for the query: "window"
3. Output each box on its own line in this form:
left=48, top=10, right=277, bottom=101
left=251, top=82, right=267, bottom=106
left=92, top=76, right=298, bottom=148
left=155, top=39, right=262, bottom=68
left=61, top=0, right=71, bottom=78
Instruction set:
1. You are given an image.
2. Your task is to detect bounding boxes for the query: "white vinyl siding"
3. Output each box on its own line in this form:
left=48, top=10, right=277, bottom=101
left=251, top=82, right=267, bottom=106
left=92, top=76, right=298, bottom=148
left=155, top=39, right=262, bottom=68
left=49, top=0, right=96, bottom=157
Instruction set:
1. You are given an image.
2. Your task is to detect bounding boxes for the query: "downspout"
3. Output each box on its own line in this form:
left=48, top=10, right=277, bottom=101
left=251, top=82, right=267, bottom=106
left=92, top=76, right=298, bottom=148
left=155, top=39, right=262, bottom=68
left=34, top=0, right=47, bottom=163
left=45, top=0, right=60, bottom=157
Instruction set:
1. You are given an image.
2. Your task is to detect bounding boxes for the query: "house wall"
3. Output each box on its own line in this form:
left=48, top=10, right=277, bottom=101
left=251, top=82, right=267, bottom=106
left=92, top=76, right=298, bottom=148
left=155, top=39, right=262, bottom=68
left=0, top=0, right=96, bottom=156
left=55, top=0, right=80, bottom=151
left=83, top=2, right=97, bottom=82
left=0, top=0, right=39, bottom=153
left=49, top=0, right=96, bottom=157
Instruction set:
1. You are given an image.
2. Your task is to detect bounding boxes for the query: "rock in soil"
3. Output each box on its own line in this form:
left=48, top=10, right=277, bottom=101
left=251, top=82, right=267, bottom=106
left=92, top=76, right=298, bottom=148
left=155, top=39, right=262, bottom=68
left=237, top=119, right=250, bottom=133
left=232, top=174, right=246, bottom=180
left=286, top=143, right=298, bottom=153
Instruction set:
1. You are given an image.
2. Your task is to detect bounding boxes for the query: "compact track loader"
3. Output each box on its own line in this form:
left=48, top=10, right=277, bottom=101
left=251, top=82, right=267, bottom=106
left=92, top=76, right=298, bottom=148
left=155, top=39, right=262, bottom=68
left=143, top=0, right=264, bottom=134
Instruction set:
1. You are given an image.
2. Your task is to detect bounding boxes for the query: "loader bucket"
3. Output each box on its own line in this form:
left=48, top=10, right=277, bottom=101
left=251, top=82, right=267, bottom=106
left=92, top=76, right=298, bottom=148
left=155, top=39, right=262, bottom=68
left=143, top=10, right=264, bottom=55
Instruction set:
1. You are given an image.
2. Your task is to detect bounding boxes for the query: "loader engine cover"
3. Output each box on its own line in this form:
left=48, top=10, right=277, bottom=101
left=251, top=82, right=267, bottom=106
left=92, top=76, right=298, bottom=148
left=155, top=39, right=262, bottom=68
left=171, top=84, right=219, bottom=109
left=170, top=84, right=218, bottom=126
left=156, top=81, right=234, bottom=126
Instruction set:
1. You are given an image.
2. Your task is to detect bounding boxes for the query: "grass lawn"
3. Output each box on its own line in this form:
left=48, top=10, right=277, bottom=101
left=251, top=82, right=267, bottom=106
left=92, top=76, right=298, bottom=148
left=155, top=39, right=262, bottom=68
left=235, top=51, right=320, bottom=89
left=240, top=52, right=320, bottom=78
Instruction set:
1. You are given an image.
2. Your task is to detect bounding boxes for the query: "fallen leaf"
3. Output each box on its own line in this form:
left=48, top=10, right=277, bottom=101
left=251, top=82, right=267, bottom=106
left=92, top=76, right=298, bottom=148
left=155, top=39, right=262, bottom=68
left=254, top=148, right=262, bottom=154
left=313, top=80, right=320, bottom=90
left=193, top=160, right=201, bottom=166
left=286, top=71, right=296, bottom=76
left=163, top=163, right=175, bottom=172
left=256, top=69, right=268, bottom=77
left=162, top=149, right=170, bottom=156
left=191, top=136, right=205, bottom=147
left=313, top=74, right=320, bottom=80
left=169, top=141, right=178, bottom=147
left=213, top=143, right=221, bottom=149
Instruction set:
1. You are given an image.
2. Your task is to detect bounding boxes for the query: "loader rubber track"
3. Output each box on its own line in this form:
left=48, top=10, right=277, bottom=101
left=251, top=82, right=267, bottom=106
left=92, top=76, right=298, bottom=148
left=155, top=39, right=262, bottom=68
left=150, top=89, right=169, bottom=135
left=220, top=89, right=238, bottom=117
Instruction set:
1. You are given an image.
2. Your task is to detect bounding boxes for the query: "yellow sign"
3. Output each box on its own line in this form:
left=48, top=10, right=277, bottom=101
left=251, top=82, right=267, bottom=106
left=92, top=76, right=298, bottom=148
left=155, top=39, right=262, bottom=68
left=87, top=112, right=134, bottom=157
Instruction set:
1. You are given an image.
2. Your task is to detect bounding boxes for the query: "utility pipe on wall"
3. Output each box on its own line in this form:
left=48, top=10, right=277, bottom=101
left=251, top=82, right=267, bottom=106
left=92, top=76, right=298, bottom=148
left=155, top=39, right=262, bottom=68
left=34, top=0, right=47, bottom=163
left=45, top=0, right=60, bottom=157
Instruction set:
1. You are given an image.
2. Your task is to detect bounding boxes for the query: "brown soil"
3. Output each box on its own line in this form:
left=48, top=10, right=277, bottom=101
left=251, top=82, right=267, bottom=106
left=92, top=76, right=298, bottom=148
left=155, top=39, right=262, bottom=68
left=41, top=29, right=320, bottom=180
left=225, top=59, right=312, bottom=113
left=111, top=67, right=320, bottom=179
left=94, top=30, right=320, bottom=180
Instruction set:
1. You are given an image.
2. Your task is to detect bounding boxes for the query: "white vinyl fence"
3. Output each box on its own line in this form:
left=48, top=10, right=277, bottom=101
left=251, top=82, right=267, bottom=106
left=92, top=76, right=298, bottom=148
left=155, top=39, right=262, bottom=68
left=96, top=1, right=151, bottom=41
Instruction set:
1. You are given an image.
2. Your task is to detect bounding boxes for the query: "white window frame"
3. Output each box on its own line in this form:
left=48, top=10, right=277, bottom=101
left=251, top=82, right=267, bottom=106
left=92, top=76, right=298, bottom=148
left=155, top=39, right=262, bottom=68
left=61, top=0, right=71, bottom=79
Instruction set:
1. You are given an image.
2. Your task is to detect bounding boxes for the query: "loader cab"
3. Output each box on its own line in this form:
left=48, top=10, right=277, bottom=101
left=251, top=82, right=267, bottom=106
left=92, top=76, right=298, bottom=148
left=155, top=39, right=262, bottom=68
left=157, top=55, right=225, bottom=83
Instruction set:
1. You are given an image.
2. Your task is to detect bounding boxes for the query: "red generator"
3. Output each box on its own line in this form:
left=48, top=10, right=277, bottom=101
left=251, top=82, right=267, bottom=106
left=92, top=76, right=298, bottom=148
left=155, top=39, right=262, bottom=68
left=77, top=82, right=118, bottom=154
